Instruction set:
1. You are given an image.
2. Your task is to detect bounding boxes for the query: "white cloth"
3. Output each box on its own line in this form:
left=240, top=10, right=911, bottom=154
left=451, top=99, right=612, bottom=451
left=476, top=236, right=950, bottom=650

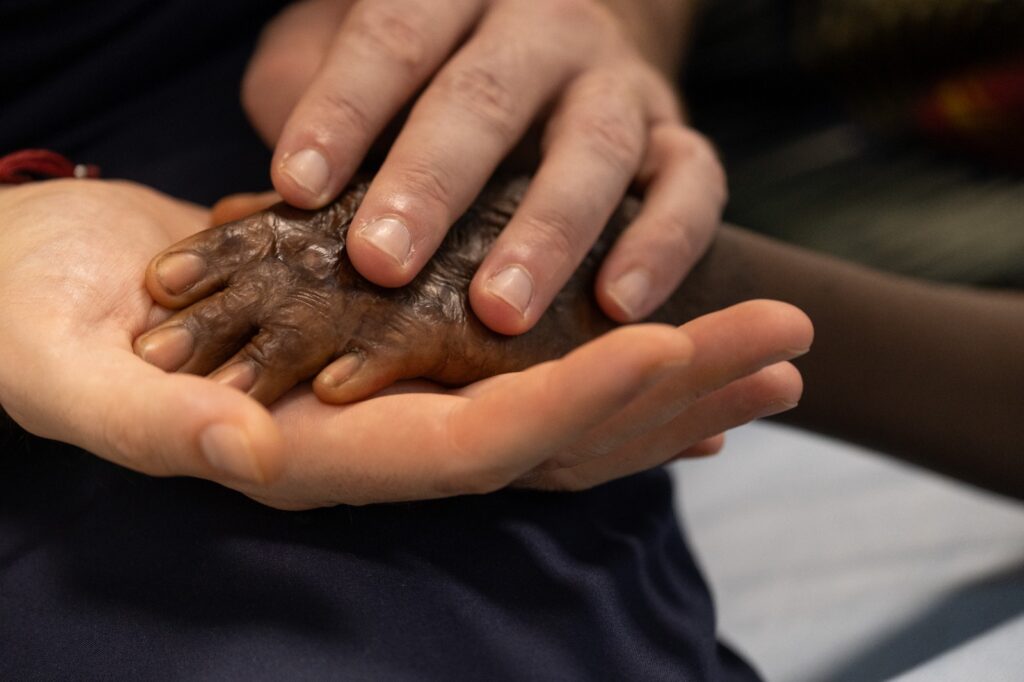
left=672, top=421, right=1024, bottom=681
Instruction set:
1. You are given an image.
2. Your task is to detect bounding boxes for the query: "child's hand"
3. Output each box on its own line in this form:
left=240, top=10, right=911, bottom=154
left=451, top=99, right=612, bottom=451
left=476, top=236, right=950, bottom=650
left=0, top=180, right=805, bottom=509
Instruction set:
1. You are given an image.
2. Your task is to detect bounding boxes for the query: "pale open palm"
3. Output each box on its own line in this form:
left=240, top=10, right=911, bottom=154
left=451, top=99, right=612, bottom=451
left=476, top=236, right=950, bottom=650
left=0, top=180, right=810, bottom=509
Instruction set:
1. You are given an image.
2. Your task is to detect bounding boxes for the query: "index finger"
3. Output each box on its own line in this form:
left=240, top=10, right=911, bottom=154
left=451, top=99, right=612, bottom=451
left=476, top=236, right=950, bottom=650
left=271, top=0, right=485, bottom=208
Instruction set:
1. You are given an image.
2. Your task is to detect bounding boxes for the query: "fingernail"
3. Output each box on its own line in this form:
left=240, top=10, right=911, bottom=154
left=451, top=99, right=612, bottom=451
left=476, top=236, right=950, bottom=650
left=199, top=424, right=263, bottom=483
left=607, top=268, right=652, bottom=320
left=359, top=216, right=412, bottom=266
left=756, top=400, right=799, bottom=420
left=136, top=326, right=194, bottom=370
left=156, top=252, right=206, bottom=295
left=318, top=353, right=363, bottom=389
left=486, top=265, right=534, bottom=316
left=211, top=362, right=257, bottom=393
left=280, top=148, right=330, bottom=198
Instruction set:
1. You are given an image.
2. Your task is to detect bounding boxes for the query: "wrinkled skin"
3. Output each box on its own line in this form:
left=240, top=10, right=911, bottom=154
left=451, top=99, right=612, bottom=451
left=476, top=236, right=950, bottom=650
left=139, top=177, right=636, bottom=406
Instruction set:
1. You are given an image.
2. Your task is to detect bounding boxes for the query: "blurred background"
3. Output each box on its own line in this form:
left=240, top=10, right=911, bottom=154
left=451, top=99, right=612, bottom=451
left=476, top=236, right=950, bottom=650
left=672, top=1, right=1024, bottom=679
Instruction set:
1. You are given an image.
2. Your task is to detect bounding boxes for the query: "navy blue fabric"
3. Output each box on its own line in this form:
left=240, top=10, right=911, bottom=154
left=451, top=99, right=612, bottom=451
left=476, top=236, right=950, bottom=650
left=0, top=438, right=757, bottom=680
left=0, top=2, right=760, bottom=679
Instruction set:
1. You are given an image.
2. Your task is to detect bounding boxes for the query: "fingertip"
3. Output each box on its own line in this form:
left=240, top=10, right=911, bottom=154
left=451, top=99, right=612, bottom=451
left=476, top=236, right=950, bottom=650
left=134, top=324, right=194, bottom=371
left=743, top=299, right=815, bottom=354
left=682, top=300, right=815, bottom=367
left=759, top=360, right=805, bottom=407
left=312, top=353, right=367, bottom=404
left=145, top=251, right=207, bottom=306
left=469, top=291, right=533, bottom=336
left=274, top=148, right=334, bottom=209
left=469, top=267, right=542, bottom=336
left=345, top=216, right=418, bottom=287
left=312, top=378, right=348, bottom=404
left=597, top=266, right=658, bottom=323
left=785, top=304, right=815, bottom=351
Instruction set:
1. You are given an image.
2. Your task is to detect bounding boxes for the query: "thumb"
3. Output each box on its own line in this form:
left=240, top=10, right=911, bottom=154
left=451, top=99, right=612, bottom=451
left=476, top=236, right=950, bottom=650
left=60, top=349, right=285, bottom=486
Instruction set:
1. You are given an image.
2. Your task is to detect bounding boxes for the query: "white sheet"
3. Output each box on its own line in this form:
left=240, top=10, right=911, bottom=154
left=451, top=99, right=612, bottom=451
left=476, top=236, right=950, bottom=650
left=671, top=421, right=1024, bottom=681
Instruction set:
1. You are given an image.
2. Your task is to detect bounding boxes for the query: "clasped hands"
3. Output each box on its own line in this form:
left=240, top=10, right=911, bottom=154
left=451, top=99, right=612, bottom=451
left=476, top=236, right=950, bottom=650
left=0, top=0, right=812, bottom=509
left=0, top=180, right=809, bottom=509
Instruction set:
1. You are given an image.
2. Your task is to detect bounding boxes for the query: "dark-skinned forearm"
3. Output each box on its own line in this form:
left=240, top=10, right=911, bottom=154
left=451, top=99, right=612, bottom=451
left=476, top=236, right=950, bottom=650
left=665, top=227, right=1024, bottom=498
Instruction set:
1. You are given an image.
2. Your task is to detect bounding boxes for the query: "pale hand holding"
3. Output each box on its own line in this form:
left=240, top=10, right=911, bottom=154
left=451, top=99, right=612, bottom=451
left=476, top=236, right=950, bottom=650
left=244, top=0, right=725, bottom=335
left=0, top=181, right=809, bottom=509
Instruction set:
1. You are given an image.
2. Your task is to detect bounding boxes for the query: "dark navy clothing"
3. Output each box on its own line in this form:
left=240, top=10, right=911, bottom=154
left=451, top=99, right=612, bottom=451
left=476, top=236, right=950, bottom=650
left=0, top=438, right=756, bottom=680
left=0, top=2, right=759, bottom=679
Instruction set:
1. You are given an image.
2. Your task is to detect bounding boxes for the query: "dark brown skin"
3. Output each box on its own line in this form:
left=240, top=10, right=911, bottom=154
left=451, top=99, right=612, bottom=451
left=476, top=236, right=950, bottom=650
left=140, top=176, right=693, bottom=406
left=138, top=178, right=1024, bottom=499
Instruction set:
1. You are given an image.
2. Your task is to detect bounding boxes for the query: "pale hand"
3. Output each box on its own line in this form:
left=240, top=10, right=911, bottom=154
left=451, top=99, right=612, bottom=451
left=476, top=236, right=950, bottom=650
left=244, top=0, right=725, bottom=335
left=0, top=181, right=809, bottom=509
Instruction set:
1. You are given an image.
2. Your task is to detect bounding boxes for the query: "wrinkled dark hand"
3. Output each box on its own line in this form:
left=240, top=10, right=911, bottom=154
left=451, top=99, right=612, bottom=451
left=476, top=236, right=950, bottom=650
left=0, top=179, right=810, bottom=509
left=136, top=177, right=619, bottom=406
left=125, top=177, right=811, bottom=507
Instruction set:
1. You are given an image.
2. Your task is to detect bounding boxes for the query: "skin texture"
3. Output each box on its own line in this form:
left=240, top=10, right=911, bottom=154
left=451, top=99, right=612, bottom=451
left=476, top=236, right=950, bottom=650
left=138, top=176, right=719, bottom=407
left=1, top=180, right=809, bottom=509
left=244, top=0, right=721, bottom=336
left=138, top=178, right=1024, bottom=500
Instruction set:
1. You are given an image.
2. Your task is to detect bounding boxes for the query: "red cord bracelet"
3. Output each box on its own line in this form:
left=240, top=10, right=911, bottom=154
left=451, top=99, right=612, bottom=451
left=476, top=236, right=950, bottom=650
left=0, top=149, right=101, bottom=184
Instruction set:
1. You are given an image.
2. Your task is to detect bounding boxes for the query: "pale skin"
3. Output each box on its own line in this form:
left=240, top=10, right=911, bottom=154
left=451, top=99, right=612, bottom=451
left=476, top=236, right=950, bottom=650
left=246, top=0, right=721, bottom=335
left=146, top=188, right=1024, bottom=500
left=0, top=180, right=808, bottom=510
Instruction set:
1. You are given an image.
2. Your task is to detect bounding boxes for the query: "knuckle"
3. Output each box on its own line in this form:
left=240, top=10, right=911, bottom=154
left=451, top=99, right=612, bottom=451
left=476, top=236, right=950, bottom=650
left=673, top=221, right=702, bottom=266
left=351, top=2, right=429, bottom=73
left=442, top=64, right=519, bottom=143
left=686, top=132, right=728, bottom=203
left=241, top=333, right=281, bottom=370
left=317, top=88, right=374, bottom=140
left=521, top=206, right=587, bottom=259
left=661, top=125, right=700, bottom=159
left=246, top=323, right=304, bottom=368
left=220, top=273, right=269, bottom=314
left=393, top=159, right=454, bottom=211
left=669, top=128, right=727, bottom=187
left=281, top=289, right=335, bottom=329
left=649, top=212, right=700, bottom=266
left=576, top=110, right=643, bottom=173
